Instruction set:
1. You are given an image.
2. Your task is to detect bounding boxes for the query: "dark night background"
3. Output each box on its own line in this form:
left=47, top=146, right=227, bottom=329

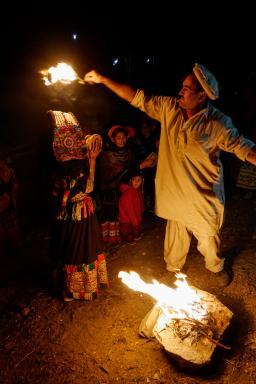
left=1, top=4, right=255, bottom=143
left=1, top=4, right=255, bottom=230
left=1, top=9, right=256, bottom=383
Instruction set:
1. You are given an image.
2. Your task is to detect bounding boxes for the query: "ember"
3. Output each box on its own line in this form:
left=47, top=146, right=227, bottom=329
left=118, top=271, right=233, bottom=367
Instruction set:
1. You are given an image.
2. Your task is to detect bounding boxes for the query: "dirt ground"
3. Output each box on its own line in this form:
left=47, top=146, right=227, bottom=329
left=0, top=194, right=256, bottom=384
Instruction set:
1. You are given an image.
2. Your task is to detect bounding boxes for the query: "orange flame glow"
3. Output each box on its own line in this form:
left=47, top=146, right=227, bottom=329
left=118, top=271, right=207, bottom=321
left=40, top=62, right=84, bottom=86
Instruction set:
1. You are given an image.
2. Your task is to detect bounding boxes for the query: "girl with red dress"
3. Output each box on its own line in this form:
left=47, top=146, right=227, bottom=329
left=118, top=170, right=144, bottom=244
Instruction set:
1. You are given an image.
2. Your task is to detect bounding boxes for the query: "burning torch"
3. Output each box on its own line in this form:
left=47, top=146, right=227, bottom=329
left=40, top=62, right=85, bottom=86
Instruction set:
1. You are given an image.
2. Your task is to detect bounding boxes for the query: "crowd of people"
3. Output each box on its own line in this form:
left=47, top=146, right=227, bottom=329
left=84, top=62, right=256, bottom=289
left=96, top=121, right=159, bottom=247
left=46, top=110, right=159, bottom=301
left=2, top=62, right=256, bottom=302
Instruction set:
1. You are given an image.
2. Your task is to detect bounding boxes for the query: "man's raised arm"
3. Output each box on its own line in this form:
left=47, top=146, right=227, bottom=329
left=84, top=70, right=136, bottom=103
left=246, top=146, right=256, bottom=166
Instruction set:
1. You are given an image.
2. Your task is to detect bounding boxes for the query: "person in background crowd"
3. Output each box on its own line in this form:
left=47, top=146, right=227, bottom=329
left=48, top=110, right=109, bottom=301
left=0, top=159, right=21, bottom=258
left=84, top=63, right=256, bottom=287
left=136, top=117, right=159, bottom=211
left=119, top=169, right=145, bottom=244
left=97, top=124, right=137, bottom=248
left=235, top=72, right=256, bottom=198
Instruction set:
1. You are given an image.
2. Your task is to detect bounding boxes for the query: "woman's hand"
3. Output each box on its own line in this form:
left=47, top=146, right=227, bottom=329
left=88, top=135, right=103, bottom=161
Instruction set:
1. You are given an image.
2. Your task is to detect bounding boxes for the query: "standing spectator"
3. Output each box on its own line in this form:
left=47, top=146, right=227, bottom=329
left=119, top=169, right=145, bottom=244
left=48, top=110, right=109, bottom=301
left=98, top=124, right=137, bottom=248
left=235, top=72, right=256, bottom=197
left=137, top=118, right=159, bottom=211
left=0, top=159, right=21, bottom=258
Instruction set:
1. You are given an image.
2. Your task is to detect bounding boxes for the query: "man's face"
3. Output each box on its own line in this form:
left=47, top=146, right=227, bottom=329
left=178, top=74, right=205, bottom=111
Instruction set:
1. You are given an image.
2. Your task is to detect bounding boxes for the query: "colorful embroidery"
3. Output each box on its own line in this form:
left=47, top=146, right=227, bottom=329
left=101, top=221, right=120, bottom=243
left=236, top=162, right=256, bottom=190
left=64, top=253, right=109, bottom=301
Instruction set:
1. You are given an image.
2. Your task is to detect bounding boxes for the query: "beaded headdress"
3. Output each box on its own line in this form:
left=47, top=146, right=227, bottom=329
left=48, top=110, right=89, bottom=162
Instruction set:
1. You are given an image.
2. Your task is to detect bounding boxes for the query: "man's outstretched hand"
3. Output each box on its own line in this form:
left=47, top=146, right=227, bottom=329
left=84, top=70, right=103, bottom=84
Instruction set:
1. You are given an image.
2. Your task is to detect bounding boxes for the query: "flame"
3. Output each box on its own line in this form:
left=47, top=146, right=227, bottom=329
left=118, top=271, right=207, bottom=321
left=40, top=62, right=83, bottom=86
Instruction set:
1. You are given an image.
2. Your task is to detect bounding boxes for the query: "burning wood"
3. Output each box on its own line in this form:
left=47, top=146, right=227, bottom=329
left=118, top=271, right=233, bottom=367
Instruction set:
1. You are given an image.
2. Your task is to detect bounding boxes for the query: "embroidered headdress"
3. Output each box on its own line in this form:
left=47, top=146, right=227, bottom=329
left=48, top=110, right=102, bottom=162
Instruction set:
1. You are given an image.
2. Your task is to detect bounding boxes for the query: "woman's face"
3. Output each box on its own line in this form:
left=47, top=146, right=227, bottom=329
left=113, top=132, right=127, bottom=148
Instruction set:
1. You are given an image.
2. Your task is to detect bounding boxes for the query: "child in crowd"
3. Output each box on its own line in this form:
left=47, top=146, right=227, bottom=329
left=118, top=169, right=144, bottom=244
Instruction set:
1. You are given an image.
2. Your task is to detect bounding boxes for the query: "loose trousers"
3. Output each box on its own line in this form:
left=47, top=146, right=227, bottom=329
left=164, top=220, right=224, bottom=273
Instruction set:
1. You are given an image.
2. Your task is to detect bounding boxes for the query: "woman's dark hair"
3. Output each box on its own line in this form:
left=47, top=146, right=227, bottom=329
left=111, top=127, right=128, bottom=139
left=55, top=158, right=89, bottom=180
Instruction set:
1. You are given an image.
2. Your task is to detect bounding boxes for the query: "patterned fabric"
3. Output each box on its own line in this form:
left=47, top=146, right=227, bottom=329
left=236, top=162, right=256, bottom=190
left=48, top=110, right=88, bottom=162
left=52, top=159, right=92, bottom=221
left=48, top=112, right=109, bottom=300
left=101, top=221, right=120, bottom=244
left=64, top=253, right=109, bottom=301
left=58, top=194, right=95, bottom=221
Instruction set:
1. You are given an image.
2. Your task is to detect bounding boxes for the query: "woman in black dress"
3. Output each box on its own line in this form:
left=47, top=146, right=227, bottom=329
left=48, top=110, right=109, bottom=301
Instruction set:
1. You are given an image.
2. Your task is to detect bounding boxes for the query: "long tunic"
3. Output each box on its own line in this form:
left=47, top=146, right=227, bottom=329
left=131, top=90, right=255, bottom=235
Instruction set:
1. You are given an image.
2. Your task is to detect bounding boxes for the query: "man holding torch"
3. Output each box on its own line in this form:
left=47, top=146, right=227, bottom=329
left=84, top=63, right=256, bottom=287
